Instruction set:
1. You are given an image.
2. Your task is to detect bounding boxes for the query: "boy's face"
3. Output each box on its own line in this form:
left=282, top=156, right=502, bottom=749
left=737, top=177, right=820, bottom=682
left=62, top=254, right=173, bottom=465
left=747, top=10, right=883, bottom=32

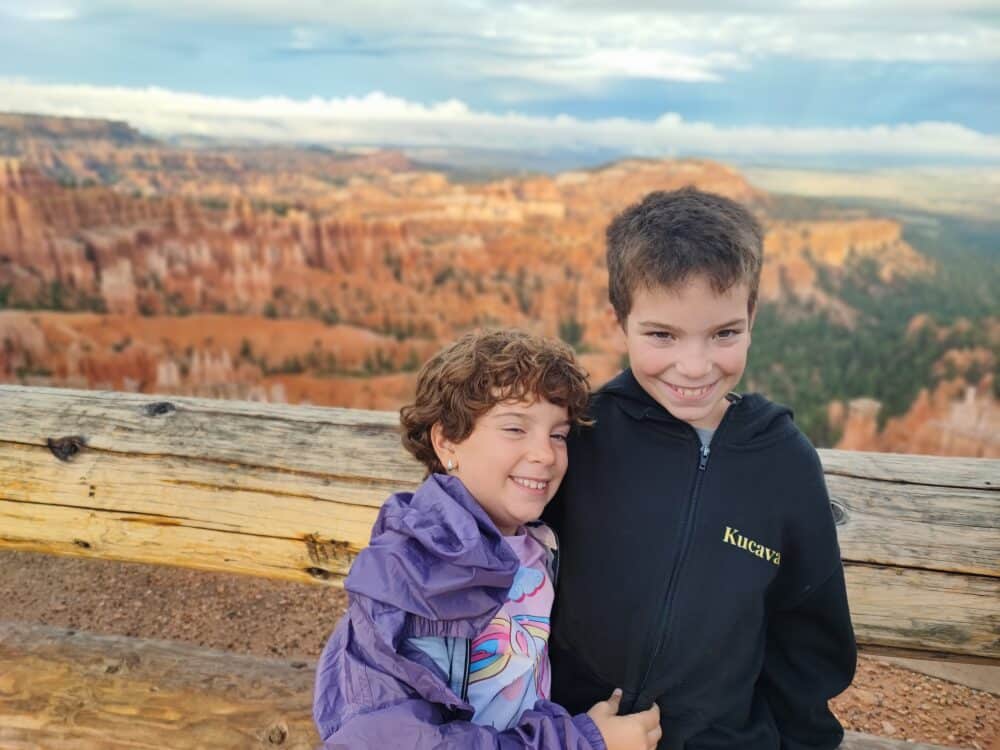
left=437, top=398, right=570, bottom=535
left=623, top=275, right=753, bottom=430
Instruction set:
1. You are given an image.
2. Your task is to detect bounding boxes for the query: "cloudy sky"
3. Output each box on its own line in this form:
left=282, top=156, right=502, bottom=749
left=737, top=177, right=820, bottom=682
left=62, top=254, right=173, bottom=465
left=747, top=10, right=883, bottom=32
left=1, top=1, right=998, bottom=165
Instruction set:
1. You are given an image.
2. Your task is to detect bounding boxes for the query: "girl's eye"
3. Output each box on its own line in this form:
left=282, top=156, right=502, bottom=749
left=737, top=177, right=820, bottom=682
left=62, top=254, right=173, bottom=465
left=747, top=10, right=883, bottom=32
left=647, top=331, right=675, bottom=341
left=716, top=329, right=741, bottom=340
left=551, top=433, right=569, bottom=442
left=503, top=427, right=526, bottom=434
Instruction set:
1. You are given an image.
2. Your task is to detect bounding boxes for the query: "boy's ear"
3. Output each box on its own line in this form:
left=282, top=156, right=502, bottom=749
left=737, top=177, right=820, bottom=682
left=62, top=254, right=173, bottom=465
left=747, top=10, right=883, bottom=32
left=603, top=303, right=628, bottom=353
left=612, top=324, right=627, bottom=355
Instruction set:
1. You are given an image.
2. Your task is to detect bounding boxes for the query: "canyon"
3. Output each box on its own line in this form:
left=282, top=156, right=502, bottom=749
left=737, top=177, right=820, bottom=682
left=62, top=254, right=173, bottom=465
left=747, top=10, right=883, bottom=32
left=0, top=113, right=993, bottom=456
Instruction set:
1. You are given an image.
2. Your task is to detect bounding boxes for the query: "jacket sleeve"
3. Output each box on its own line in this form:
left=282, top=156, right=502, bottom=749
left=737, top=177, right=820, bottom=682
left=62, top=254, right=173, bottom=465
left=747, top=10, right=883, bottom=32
left=758, top=440, right=857, bottom=749
left=321, top=697, right=605, bottom=750
left=314, top=604, right=605, bottom=750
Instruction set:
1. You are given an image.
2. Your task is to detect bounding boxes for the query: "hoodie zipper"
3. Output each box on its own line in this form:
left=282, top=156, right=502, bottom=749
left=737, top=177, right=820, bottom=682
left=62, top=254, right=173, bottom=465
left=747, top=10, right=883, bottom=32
left=633, top=406, right=733, bottom=705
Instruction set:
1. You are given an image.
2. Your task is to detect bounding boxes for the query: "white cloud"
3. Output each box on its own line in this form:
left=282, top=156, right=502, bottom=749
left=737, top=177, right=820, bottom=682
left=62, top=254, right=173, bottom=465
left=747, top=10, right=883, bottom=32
left=2, top=78, right=998, bottom=163
left=15, top=2, right=998, bottom=89
left=288, top=27, right=323, bottom=51
left=3, top=5, right=78, bottom=21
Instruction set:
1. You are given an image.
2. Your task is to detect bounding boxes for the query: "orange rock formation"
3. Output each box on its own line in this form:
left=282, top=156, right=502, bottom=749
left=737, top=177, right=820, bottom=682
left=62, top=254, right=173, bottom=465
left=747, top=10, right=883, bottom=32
left=835, top=377, right=999, bottom=458
left=2, top=115, right=976, bottom=445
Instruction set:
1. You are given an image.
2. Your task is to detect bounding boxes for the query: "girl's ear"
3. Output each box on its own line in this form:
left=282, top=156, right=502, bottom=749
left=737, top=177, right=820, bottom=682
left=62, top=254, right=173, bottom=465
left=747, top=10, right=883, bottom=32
left=430, top=422, right=455, bottom=467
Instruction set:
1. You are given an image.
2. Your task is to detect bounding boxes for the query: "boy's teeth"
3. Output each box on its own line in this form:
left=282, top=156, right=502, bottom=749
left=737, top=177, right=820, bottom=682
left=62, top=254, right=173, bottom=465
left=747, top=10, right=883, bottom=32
left=512, top=477, right=547, bottom=490
left=672, top=383, right=713, bottom=398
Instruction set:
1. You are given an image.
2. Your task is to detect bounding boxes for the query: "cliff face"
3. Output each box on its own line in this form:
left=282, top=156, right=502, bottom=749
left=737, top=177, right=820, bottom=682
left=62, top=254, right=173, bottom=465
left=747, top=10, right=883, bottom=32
left=761, top=219, right=933, bottom=326
left=835, top=378, right=999, bottom=458
left=0, top=153, right=930, bottom=358
left=833, top=317, right=999, bottom=458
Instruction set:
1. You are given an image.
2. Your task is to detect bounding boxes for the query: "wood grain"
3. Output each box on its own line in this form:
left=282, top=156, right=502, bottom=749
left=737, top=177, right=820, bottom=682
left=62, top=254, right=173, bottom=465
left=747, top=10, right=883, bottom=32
left=0, top=621, right=318, bottom=749
left=0, top=623, right=949, bottom=750
left=1, top=384, right=997, bottom=661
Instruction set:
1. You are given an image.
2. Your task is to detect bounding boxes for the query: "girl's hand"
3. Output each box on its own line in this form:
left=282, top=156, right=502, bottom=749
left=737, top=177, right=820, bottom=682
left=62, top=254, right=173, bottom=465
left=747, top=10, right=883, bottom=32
left=587, top=688, right=662, bottom=750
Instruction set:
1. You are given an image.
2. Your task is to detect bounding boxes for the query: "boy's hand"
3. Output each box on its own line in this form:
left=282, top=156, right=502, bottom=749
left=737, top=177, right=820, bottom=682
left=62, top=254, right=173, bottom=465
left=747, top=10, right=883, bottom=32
left=587, top=688, right=662, bottom=750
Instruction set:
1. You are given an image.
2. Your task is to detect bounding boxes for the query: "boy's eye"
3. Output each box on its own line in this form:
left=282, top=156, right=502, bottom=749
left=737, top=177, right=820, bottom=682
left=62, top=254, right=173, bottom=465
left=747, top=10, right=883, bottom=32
left=647, top=331, right=675, bottom=341
left=502, top=426, right=526, bottom=434
left=551, top=432, right=569, bottom=442
left=716, top=329, right=741, bottom=340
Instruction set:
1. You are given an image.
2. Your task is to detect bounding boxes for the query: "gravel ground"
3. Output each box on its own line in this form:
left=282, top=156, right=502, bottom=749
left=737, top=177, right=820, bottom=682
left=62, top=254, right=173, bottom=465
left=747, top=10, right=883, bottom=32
left=1, top=550, right=996, bottom=748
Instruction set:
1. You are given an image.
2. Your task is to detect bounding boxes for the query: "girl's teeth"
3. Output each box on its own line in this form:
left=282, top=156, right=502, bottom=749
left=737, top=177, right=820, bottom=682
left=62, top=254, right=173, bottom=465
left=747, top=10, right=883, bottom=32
left=513, top=477, right=546, bottom=490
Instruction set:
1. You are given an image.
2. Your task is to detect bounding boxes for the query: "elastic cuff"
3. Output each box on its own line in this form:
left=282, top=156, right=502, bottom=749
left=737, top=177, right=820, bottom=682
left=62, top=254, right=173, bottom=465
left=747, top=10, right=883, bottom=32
left=573, top=713, right=607, bottom=750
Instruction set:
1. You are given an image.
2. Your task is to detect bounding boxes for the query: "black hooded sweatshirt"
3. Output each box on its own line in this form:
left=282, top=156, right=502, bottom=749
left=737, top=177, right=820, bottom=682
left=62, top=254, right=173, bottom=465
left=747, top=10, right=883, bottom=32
left=543, top=369, right=856, bottom=750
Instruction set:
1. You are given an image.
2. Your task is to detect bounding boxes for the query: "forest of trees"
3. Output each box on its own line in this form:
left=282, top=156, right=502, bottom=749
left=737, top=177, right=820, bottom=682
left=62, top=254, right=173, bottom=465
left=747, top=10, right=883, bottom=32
left=744, top=210, right=998, bottom=446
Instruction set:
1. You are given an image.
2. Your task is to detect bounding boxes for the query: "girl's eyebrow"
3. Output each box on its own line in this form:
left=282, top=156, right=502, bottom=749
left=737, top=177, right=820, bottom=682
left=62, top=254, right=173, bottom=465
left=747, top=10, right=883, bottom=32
left=489, top=411, right=529, bottom=420
left=489, top=412, right=571, bottom=429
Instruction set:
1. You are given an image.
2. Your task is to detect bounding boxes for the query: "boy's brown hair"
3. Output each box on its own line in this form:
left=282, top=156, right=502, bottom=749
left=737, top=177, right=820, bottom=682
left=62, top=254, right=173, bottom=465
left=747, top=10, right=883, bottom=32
left=606, top=187, right=764, bottom=324
left=400, top=329, right=591, bottom=475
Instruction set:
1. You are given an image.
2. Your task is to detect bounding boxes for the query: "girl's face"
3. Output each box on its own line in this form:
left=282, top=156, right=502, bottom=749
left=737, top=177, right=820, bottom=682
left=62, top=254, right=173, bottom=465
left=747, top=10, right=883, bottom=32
left=434, top=398, right=570, bottom=535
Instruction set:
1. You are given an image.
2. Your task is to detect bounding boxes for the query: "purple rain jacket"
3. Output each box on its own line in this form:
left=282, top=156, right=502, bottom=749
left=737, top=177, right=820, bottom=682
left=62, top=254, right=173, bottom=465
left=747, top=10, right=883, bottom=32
left=313, top=472, right=606, bottom=750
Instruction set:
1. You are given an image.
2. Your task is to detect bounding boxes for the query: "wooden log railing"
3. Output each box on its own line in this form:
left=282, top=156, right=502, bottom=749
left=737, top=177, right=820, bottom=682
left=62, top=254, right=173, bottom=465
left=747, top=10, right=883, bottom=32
left=0, top=385, right=997, bottom=748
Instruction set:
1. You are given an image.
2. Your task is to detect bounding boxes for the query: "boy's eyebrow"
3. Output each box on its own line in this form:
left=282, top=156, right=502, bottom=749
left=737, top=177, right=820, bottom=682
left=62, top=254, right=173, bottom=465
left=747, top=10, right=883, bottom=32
left=713, top=318, right=749, bottom=329
left=638, top=317, right=747, bottom=331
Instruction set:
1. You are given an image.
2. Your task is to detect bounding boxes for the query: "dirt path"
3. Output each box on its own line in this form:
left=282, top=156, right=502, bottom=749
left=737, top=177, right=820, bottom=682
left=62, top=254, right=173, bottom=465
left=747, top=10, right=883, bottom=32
left=0, top=550, right=995, bottom=748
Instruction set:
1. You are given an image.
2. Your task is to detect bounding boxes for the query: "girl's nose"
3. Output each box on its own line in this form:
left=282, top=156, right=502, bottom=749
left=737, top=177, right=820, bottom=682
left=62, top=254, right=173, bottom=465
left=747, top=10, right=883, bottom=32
left=529, top=436, right=557, bottom=465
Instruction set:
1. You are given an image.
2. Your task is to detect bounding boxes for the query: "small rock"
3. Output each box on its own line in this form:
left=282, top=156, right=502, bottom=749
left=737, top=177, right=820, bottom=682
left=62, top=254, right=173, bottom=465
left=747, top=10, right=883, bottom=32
left=853, top=688, right=880, bottom=707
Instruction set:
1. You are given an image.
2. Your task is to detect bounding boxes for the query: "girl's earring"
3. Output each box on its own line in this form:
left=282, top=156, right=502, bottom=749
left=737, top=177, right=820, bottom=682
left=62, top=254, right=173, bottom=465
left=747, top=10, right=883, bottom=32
left=446, top=459, right=456, bottom=472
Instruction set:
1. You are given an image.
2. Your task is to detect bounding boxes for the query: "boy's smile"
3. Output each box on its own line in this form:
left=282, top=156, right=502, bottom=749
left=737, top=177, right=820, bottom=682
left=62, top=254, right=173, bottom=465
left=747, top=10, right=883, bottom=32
left=623, top=276, right=753, bottom=430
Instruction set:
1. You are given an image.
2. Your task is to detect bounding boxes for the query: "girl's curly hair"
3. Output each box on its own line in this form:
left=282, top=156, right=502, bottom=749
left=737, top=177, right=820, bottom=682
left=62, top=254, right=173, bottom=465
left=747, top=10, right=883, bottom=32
left=400, top=329, right=592, bottom=475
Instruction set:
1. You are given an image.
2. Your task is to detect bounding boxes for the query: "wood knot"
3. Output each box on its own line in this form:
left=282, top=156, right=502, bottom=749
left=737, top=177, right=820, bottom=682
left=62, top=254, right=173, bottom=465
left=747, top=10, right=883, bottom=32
left=830, top=501, right=847, bottom=525
left=305, top=567, right=333, bottom=581
left=304, top=533, right=353, bottom=567
left=73, top=539, right=91, bottom=549
left=105, top=653, right=140, bottom=674
left=144, top=401, right=176, bottom=417
left=266, top=723, right=288, bottom=745
left=47, top=436, right=87, bottom=462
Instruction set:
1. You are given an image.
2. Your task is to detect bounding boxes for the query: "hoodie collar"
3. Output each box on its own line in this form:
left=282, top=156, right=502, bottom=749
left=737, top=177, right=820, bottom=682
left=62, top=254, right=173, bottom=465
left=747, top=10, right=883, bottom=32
left=598, top=368, right=793, bottom=447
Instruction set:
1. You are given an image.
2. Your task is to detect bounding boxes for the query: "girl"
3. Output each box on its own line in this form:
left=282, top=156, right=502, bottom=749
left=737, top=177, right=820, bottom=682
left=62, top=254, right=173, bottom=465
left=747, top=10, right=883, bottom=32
left=313, top=329, right=661, bottom=749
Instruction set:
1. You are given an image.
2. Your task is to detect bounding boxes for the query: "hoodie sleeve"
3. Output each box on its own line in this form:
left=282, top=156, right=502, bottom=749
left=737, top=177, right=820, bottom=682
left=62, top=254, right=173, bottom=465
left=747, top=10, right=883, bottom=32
left=759, top=565, right=856, bottom=749
left=758, top=439, right=857, bottom=749
left=314, top=603, right=605, bottom=750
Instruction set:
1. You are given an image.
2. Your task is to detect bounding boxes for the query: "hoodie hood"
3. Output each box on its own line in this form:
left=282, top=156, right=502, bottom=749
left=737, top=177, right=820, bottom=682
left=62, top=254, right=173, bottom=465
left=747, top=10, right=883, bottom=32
left=344, top=473, right=520, bottom=626
left=598, top=368, right=796, bottom=447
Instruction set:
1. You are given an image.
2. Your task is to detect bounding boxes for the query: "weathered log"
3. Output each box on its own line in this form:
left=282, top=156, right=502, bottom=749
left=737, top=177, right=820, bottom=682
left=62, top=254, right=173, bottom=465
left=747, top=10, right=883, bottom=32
left=0, top=621, right=318, bottom=749
left=0, top=621, right=954, bottom=750
left=840, top=732, right=954, bottom=749
left=1, top=385, right=998, bottom=662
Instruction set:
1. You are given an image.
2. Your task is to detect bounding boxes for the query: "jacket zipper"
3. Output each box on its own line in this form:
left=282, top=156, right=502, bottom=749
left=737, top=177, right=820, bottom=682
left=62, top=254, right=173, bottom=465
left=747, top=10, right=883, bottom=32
left=460, top=638, right=471, bottom=701
left=634, top=407, right=733, bottom=704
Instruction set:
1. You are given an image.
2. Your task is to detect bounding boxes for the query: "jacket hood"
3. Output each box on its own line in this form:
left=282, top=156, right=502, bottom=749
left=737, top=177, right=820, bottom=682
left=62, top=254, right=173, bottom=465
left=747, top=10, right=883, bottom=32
left=344, top=473, right=520, bottom=624
left=598, top=368, right=796, bottom=447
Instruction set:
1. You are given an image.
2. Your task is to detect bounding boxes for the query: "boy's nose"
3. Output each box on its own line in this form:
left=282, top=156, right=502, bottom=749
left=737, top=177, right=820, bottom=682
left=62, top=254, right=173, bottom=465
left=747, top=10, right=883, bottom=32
left=675, top=353, right=712, bottom=379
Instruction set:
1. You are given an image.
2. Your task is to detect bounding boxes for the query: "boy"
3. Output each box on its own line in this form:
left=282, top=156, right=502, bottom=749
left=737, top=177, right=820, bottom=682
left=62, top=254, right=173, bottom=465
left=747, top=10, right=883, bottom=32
left=543, top=188, right=857, bottom=749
